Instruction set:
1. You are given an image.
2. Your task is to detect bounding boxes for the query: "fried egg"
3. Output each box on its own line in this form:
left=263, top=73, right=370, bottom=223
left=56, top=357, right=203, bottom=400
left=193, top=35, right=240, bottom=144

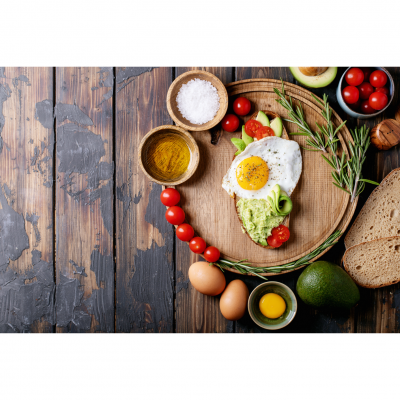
left=222, top=136, right=302, bottom=199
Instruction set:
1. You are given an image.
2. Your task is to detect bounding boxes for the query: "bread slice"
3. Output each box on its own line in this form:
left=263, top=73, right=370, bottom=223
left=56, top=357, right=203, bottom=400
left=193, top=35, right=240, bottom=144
left=233, top=110, right=292, bottom=249
left=344, top=168, right=400, bottom=248
left=343, top=236, right=400, bottom=288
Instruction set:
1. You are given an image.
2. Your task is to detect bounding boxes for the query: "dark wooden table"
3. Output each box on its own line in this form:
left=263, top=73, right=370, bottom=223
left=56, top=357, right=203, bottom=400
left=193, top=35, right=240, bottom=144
left=0, top=67, right=399, bottom=333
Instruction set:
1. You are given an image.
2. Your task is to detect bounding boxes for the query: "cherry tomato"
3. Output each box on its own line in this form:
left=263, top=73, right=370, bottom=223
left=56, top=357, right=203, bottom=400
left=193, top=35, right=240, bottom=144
left=271, top=225, right=290, bottom=243
left=189, top=237, right=207, bottom=254
left=342, top=86, right=359, bottom=105
left=160, top=188, right=180, bottom=207
left=203, top=246, right=220, bottom=262
left=255, top=126, right=275, bottom=140
left=358, top=82, right=374, bottom=100
left=267, top=235, right=283, bottom=248
left=361, top=100, right=376, bottom=114
left=376, top=86, right=390, bottom=96
left=233, top=97, right=251, bottom=116
left=369, top=92, right=388, bottom=110
left=370, top=70, right=387, bottom=88
left=345, top=68, right=364, bottom=86
left=176, top=223, right=194, bottom=242
left=244, top=119, right=262, bottom=137
left=360, top=67, right=372, bottom=82
left=221, top=114, right=239, bottom=133
left=350, top=98, right=361, bottom=111
left=165, top=206, right=185, bottom=225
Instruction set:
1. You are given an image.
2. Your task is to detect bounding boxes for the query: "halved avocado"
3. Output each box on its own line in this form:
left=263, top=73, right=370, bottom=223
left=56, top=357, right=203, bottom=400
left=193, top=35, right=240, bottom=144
left=256, top=111, right=270, bottom=127
left=270, top=117, right=283, bottom=137
left=241, top=125, right=253, bottom=146
left=289, top=67, right=337, bottom=88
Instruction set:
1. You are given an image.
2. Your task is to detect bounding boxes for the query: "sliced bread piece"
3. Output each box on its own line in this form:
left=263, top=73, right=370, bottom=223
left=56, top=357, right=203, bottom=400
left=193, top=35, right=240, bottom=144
left=343, top=236, right=400, bottom=288
left=344, top=168, right=400, bottom=248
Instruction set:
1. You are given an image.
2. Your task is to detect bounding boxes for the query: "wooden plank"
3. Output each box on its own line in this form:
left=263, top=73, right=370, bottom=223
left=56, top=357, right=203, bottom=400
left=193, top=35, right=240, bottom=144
left=115, top=67, right=174, bottom=332
left=354, top=67, right=400, bottom=332
left=0, top=67, right=54, bottom=333
left=174, top=67, right=233, bottom=333
left=55, top=67, right=114, bottom=333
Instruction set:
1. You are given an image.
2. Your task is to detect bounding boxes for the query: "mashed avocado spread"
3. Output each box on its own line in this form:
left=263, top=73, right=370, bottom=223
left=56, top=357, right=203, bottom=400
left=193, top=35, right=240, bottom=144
left=237, top=198, right=284, bottom=245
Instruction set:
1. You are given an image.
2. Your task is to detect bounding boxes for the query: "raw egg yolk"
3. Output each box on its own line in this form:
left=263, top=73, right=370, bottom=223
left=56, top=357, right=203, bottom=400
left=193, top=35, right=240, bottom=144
left=259, top=293, right=286, bottom=319
left=236, top=156, right=269, bottom=191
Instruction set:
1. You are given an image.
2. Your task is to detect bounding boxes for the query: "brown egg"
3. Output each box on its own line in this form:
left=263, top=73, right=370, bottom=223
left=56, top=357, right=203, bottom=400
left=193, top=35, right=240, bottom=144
left=188, top=262, right=226, bottom=296
left=219, top=280, right=249, bottom=321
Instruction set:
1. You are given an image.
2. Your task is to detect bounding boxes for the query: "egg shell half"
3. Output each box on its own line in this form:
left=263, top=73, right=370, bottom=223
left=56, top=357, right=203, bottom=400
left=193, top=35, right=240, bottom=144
left=219, top=279, right=249, bottom=321
left=188, top=262, right=226, bottom=296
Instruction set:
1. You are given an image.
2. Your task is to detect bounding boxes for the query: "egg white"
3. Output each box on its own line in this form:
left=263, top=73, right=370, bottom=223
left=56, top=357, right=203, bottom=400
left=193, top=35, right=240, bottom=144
left=222, top=136, right=302, bottom=199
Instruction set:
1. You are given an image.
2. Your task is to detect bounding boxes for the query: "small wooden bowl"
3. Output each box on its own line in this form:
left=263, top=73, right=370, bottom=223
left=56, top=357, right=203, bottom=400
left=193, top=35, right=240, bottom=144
left=138, top=125, right=200, bottom=186
left=166, top=70, right=228, bottom=131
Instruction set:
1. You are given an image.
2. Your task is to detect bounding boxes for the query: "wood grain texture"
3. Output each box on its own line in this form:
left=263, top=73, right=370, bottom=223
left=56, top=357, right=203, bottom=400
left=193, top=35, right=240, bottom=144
left=0, top=67, right=54, bottom=333
left=370, top=119, right=400, bottom=150
left=175, top=67, right=234, bottom=333
left=115, top=67, right=174, bottom=332
left=55, top=67, right=114, bottom=333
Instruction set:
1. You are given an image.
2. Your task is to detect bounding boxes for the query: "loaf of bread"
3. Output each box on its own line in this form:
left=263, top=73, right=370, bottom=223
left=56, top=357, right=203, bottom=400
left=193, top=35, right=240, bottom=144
left=344, top=168, right=400, bottom=248
left=343, top=236, right=400, bottom=288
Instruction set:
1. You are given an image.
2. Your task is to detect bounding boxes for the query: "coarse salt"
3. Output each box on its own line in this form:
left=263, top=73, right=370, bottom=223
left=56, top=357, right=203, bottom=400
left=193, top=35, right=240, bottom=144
left=176, top=78, right=220, bottom=125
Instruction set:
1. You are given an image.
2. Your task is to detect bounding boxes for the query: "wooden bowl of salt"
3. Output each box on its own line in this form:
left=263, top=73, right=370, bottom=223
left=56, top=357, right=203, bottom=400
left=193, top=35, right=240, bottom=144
left=167, top=70, right=228, bottom=131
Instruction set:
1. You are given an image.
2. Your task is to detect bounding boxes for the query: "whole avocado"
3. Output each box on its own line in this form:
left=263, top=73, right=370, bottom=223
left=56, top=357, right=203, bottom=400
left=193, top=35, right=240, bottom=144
left=296, top=261, right=360, bottom=309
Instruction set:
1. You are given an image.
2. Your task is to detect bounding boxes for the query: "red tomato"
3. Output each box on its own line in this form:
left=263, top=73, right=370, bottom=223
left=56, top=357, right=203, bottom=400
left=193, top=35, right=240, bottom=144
left=267, top=235, right=283, bottom=248
left=342, top=86, right=359, bottom=105
left=255, top=126, right=275, bottom=140
left=358, top=82, right=374, bottom=100
left=361, top=100, right=376, bottom=114
left=350, top=98, right=361, bottom=111
left=189, top=237, right=207, bottom=254
left=203, top=246, right=220, bottom=262
left=271, top=225, right=290, bottom=243
left=370, top=70, right=387, bottom=88
left=360, top=67, right=372, bottom=82
left=233, top=97, right=251, bottom=116
left=244, top=119, right=262, bottom=137
left=369, top=92, right=388, bottom=110
left=345, top=68, right=364, bottom=86
left=221, top=114, right=239, bottom=133
left=176, top=223, right=194, bottom=242
left=376, top=86, right=390, bottom=96
left=160, top=188, right=180, bottom=207
left=165, top=206, right=185, bottom=225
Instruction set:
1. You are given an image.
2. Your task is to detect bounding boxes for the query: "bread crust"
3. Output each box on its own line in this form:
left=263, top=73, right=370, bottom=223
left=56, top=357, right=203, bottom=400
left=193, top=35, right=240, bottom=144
left=233, top=110, right=292, bottom=249
left=344, top=167, right=400, bottom=249
left=343, top=235, right=400, bottom=288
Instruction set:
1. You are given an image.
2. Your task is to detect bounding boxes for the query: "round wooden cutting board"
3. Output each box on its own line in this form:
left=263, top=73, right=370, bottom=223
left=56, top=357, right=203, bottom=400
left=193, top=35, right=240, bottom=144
left=177, top=79, right=358, bottom=274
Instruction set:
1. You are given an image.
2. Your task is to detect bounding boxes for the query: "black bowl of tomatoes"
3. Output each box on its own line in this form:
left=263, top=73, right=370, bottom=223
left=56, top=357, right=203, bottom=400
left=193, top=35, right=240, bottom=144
left=336, top=67, right=394, bottom=119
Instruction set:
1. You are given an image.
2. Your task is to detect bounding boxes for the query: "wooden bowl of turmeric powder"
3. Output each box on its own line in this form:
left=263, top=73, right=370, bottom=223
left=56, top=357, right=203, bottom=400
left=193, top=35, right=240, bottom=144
left=138, top=125, right=200, bottom=186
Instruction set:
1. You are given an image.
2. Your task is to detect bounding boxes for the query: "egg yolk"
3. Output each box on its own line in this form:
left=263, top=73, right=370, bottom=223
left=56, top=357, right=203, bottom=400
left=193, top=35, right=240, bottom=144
left=236, top=156, right=269, bottom=191
left=259, top=293, right=286, bottom=319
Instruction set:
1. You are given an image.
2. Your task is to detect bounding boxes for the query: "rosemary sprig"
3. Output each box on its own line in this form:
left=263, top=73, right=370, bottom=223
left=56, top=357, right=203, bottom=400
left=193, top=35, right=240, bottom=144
left=345, top=126, right=379, bottom=202
left=214, top=230, right=342, bottom=281
left=274, top=80, right=327, bottom=152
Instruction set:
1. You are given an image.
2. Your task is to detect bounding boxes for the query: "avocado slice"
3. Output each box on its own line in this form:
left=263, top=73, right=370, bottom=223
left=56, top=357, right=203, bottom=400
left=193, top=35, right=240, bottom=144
left=296, top=261, right=360, bottom=309
left=270, top=117, right=283, bottom=137
left=289, top=67, right=337, bottom=89
left=231, top=138, right=246, bottom=155
left=278, top=195, right=293, bottom=215
left=256, top=111, right=270, bottom=127
left=241, top=125, right=253, bottom=146
left=259, top=238, right=268, bottom=247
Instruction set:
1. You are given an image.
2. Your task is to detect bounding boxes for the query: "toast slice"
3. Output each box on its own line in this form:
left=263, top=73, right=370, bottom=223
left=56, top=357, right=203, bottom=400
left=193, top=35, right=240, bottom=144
left=233, top=110, right=292, bottom=249
left=344, top=168, right=400, bottom=248
left=343, top=236, right=400, bottom=288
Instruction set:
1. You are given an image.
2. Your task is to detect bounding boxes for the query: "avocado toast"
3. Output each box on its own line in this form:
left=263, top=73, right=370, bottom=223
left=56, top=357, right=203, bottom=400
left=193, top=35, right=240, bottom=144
left=227, top=110, right=300, bottom=249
